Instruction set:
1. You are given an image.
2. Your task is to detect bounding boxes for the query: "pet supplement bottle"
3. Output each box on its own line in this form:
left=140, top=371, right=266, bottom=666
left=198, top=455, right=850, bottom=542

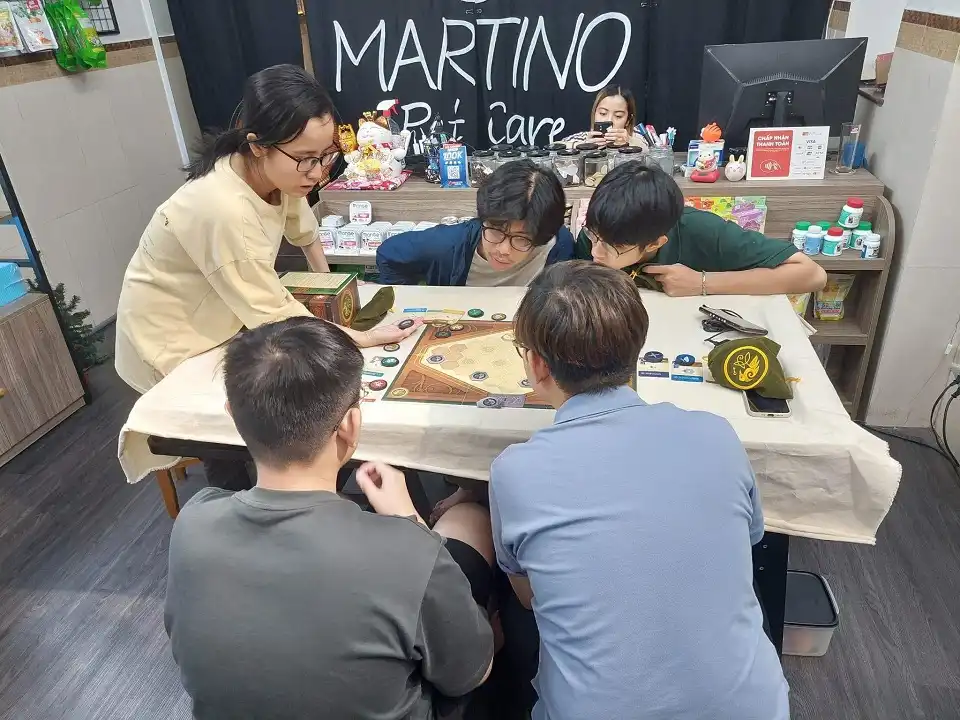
left=792, top=221, right=811, bottom=250
left=803, top=225, right=825, bottom=255
left=821, top=226, right=844, bottom=257
left=838, top=197, right=864, bottom=228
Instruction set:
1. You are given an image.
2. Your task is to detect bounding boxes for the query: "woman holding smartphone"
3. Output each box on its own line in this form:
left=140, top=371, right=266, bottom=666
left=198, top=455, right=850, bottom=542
left=116, top=64, right=418, bottom=490
left=562, top=85, right=649, bottom=148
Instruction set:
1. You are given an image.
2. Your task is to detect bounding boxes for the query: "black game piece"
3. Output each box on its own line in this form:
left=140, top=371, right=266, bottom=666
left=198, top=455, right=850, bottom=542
left=398, top=319, right=414, bottom=330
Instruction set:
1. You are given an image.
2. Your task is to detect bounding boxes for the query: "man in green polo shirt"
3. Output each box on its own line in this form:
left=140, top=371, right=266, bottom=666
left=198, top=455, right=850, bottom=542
left=574, top=163, right=827, bottom=296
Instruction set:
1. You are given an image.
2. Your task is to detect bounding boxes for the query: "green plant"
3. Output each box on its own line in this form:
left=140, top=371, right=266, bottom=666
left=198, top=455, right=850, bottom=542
left=28, top=279, right=107, bottom=370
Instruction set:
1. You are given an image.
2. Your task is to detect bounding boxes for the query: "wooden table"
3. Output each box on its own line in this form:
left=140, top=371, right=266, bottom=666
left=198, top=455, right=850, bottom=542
left=305, top=172, right=895, bottom=419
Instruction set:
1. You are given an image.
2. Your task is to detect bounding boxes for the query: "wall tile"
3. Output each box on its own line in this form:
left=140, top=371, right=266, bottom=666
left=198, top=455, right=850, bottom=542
left=96, top=187, right=146, bottom=278
left=921, top=26, right=960, bottom=62
left=52, top=205, right=121, bottom=324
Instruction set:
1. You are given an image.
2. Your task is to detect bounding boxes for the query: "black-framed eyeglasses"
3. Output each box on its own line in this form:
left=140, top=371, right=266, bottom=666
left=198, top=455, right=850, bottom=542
left=273, top=144, right=341, bottom=174
left=482, top=224, right=534, bottom=253
left=584, top=228, right=631, bottom=258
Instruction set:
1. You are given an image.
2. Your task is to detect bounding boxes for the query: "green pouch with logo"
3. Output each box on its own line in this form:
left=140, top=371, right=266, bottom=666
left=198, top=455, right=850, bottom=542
left=707, top=336, right=793, bottom=400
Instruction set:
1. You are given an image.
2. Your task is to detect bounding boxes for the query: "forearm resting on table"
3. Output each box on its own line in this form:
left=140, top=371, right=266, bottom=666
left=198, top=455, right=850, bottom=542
left=707, top=255, right=827, bottom=296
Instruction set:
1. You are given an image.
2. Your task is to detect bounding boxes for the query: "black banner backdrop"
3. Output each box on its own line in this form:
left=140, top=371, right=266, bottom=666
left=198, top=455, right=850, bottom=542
left=305, top=0, right=650, bottom=150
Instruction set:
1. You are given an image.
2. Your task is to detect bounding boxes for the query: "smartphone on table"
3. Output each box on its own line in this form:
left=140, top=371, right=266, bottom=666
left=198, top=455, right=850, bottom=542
left=744, top=390, right=791, bottom=418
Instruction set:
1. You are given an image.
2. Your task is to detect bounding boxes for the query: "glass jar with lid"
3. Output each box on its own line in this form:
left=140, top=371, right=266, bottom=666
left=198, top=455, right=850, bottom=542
left=517, top=145, right=539, bottom=157
left=526, top=149, right=553, bottom=173
left=575, top=142, right=600, bottom=155
left=497, top=149, right=521, bottom=166
left=615, top=146, right=645, bottom=167
left=469, top=150, right=498, bottom=187
left=583, top=151, right=610, bottom=187
left=545, top=142, right=567, bottom=156
left=645, top=146, right=675, bottom=176
left=491, top=143, right=514, bottom=158
left=554, top=149, right=582, bottom=186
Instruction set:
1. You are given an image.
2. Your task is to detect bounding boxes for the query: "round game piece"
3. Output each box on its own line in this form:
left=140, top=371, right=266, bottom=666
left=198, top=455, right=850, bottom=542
left=501, top=332, right=515, bottom=342
left=449, top=323, right=464, bottom=331
left=383, top=343, right=400, bottom=352
left=674, top=354, right=696, bottom=366
left=397, top=319, right=415, bottom=330
left=643, top=351, right=665, bottom=363
left=479, top=397, right=502, bottom=408
left=427, top=354, right=445, bottom=364
left=471, top=371, right=489, bottom=381
left=519, top=378, right=531, bottom=388
left=390, top=388, right=409, bottom=398
left=467, top=308, right=484, bottom=318
left=491, top=313, right=507, bottom=321
left=368, top=379, right=388, bottom=391
left=435, top=329, right=452, bottom=338
left=380, top=356, right=400, bottom=367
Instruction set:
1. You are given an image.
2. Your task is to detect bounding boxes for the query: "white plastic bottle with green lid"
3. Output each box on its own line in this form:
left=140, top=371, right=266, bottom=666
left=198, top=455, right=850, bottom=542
left=792, top=221, right=811, bottom=250
left=852, top=221, right=873, bottom=250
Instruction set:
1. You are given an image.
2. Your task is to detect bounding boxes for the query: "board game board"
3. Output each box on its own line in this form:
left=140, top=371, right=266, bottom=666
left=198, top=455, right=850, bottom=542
left=384, top=321, right=552, bottom=408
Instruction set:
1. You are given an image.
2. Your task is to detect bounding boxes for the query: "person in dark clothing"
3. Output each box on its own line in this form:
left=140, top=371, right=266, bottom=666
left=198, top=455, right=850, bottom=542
left=165, top=317, right=494, bottom=720
left=377, top=160, right=574, bottom=287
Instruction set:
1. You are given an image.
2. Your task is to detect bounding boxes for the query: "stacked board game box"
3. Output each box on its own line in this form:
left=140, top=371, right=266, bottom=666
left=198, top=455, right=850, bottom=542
left=282, top=271, right=360, bottom=327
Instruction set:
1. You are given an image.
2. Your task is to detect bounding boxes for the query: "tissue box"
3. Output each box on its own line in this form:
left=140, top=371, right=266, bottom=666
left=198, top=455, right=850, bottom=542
left=0, top=262, right=27, bottom=306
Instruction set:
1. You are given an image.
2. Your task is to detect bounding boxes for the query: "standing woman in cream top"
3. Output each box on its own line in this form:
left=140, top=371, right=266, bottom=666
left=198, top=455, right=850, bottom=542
left=116, top=65, right=417, bottom=488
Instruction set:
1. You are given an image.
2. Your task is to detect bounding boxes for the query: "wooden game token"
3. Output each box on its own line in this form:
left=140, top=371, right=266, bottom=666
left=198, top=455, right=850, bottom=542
left=467, top=308, right=484, bottom=318
left=380, top=356, right=400, bottom=367
left=491, top=313, right=507, bottom=321
left=383, top=343, right=400, bottom=352
left=427, top=354, right=445, bottom=364
left=519, top=378, right=531, bottom=388
left=471, top=371, right=489, bottom=381
left=431, top=321, right=450, bottom=328
left=449, top=323, right=464, bottom=331
left=435, top=329, right=452, bottom=338
left=389, top=388, right=408, bottom=398
left=501, top=332, right=515, bottom=342
left=398, top=319, right=414, bottom=330
left=368, top=379, right=388, bottom=391
left=478, top=397, right=502, bottom=408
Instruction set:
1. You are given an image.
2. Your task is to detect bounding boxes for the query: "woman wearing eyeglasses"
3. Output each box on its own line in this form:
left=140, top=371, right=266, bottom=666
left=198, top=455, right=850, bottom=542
left=376, top=160, right=574, bottom=287
left=116, top=65, right=417, bottom=489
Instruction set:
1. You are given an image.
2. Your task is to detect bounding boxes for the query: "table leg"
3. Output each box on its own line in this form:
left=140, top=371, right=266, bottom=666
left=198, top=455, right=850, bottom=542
left=752, top=532, right=789, bottom=656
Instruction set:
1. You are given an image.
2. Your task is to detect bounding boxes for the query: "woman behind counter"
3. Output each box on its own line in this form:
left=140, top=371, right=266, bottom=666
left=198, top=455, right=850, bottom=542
left=116, top=64, right=416, bottom=489
left=563, top=85, right=650, bottom=149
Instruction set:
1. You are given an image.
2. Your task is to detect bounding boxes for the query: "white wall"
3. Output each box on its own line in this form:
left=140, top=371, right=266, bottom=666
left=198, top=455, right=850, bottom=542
left=847, top=0, right=908, bottom=75
left=109, top=0, right=174, bottom=41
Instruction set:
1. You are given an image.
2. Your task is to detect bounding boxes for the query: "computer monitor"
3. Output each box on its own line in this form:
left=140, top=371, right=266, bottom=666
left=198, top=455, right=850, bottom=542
left=698, top=38, right=867, bottom=148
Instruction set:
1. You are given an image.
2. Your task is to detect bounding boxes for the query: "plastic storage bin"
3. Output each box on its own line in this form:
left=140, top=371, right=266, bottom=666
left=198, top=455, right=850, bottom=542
left=0, top=262, right=27, bottom=306
left=782, top=570, right=839, bottom=657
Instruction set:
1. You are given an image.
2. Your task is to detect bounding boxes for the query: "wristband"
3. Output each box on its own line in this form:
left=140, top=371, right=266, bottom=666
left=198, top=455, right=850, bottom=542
left=701, top=271, right=708, bottom=296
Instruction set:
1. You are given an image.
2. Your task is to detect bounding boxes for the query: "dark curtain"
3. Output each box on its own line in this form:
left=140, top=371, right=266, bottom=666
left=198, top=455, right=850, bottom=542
left=167, top=0, right=303, bottom=135
left=646, top=0, right=832, bottom=148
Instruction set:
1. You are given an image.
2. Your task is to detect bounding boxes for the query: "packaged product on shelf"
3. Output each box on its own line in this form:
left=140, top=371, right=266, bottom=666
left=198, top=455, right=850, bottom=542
left=787, top=292, right=811, bottom=317
left=349, top=200, right=372, bottom=225
left=386, top=221, right=416, bottom=238
left=321, top=214, right=345, bottom=228
left=360, top=221, right=391, bottom=255
left=439, top=143, right=469, bottom=189
left=813, top=274, right=855, bottom=321
left=0, top=2, right=24, bottom=55
left=440, top=216, right=459, bottom=225
left=316, top=227, right=337, bottom=253
left=335, top=224, right=362, bottom=255
left=12, top=0, right=56, bottom=52
left=46, top=0, right=106, bottom=70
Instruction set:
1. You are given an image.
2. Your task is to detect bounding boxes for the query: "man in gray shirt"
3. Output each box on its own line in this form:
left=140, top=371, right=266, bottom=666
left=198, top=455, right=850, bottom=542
left=491, top=262, right=789, bottom=719
left=165, top=317, right=495, bottom=719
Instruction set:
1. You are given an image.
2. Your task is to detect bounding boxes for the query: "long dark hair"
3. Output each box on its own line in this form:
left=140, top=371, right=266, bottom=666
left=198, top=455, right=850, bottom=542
left=590, top=85, right=637, bottom=131
left=185, top=64, right=335, bottom=181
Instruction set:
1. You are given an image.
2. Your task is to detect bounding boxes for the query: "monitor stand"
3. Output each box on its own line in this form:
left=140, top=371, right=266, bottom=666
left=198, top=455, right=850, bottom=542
left=769, top=91, right=794, bottom=127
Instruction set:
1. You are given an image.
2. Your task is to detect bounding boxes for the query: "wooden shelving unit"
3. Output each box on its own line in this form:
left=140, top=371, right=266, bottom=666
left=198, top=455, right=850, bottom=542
left=307, top=172, right=895, bottom=419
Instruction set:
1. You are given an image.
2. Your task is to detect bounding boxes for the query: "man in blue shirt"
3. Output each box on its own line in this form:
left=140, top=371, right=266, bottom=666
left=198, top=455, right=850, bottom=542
left=490, top=261, right=789, bottom=720
left=376, top=160, right=574, bottom=286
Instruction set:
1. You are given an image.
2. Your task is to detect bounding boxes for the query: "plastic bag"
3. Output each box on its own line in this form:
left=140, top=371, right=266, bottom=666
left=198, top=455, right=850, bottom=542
left=45, top=0, right=105, bottom=71
left=0, top=2, right=25, bottom=56
left=814, top=274, right=855, bottom=321
left=12, top=0, right=57, bottom=52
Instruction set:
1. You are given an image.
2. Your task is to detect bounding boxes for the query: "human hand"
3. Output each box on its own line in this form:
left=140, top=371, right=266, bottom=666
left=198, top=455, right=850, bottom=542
left=604, top=127, right=631, bottom=147
left=642, top=264, right=703, bottom=297
left=355, top=461, right=423, bottom=521
left=359, top=318, right=423, bottom=348
left=586, top=130, right=608, bottom=147
left=429, top=486, right=483, bottom=525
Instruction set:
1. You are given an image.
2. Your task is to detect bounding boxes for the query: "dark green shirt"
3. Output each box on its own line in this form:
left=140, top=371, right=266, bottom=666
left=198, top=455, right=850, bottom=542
left=575, top=207, right=799, bottom=290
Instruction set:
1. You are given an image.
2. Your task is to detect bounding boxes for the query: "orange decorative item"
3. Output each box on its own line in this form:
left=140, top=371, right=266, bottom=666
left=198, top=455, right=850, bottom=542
left=701, top=123, right=723, bottom=143
left=338, top=123, right=358, bottom=153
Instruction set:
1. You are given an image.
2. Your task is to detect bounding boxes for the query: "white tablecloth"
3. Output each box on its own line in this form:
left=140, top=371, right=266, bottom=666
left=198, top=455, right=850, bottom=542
left=119, top=285, right=901, bottom=544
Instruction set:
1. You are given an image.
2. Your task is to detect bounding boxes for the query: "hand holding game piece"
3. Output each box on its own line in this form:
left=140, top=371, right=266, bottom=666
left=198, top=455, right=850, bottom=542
left=641, top=264, right=702, bottom=297
left=360, top=318, right=422, bottom=348
left=355, top=461, right=423, bottom=523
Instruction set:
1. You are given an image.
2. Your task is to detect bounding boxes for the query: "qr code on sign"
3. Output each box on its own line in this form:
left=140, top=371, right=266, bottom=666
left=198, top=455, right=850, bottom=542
left=446, top=166, right=461, bottom=180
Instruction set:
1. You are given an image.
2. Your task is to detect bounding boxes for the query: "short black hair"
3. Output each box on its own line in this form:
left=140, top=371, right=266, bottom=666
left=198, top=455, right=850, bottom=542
left=476, top=159, right=565, bottom=246
left=586, top=163, right=684, bottom=248
left=223, top=317, right=363, bottom=468
left=514, top=261, right=648, bottom=396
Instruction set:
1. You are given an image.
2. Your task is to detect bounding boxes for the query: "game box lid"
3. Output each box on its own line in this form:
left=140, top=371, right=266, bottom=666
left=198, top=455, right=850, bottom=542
left=281, top=271, right=357, bottom=296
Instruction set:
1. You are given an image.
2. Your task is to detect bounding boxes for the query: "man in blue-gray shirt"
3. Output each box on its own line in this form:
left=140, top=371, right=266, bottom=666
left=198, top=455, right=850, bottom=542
left=490, top=261, right=789, bottom=720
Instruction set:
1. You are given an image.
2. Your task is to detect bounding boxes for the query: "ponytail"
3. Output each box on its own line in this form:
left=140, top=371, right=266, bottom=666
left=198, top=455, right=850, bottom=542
left=184, top=128, right=248, bottom=181
left=182, top=64, right=336, bottom=183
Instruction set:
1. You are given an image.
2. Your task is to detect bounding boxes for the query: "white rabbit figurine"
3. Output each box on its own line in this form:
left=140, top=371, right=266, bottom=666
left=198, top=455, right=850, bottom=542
left=725, top=154, right=747, bottom=182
